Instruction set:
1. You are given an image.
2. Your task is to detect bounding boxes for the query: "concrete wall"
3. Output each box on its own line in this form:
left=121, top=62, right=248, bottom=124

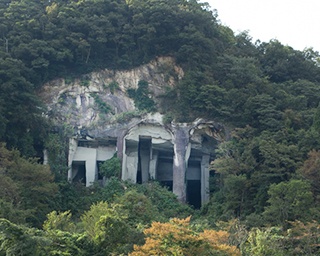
left=157, top=159, right=173, bottom=181
left=72, top=147, right=97, bottom=186
left=69, top=143, right=116, bottom=187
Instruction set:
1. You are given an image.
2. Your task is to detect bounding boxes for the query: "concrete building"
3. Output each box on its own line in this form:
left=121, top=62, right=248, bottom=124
left=67, top=119, right=221, bottom=208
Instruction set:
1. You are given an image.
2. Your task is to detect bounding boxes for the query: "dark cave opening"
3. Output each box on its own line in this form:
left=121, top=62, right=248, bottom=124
left=72, top=161, right=86, bottom=185
left=137, top=136, right=152, bottom=184
left=187, top=159, right=202, bottom=209
left=187, top=180, right=201, bottom=209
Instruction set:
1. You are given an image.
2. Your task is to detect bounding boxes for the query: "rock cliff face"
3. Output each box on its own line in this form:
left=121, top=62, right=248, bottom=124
left=40, top=56, right=183, bottom=128
left=40, top=56, right=225, bottom=208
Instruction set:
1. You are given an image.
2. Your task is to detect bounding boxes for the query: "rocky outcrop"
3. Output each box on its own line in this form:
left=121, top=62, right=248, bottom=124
left=39, top=56, right=184, bottom=128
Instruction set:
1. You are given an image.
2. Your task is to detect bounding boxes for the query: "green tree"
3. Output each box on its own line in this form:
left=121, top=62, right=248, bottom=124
left=263, top=179, right=314, bottom=225
left=115, top=189, right=161, bottom=226
left=128, top=80, right=156, bottom=112
left=81, top=201, right=132, bottom=255
left=135, top=182, right=194, bottom=219
left=0, top=57, right=47, bottom=156
left=241, top=227, right=286, bottom=256
left=0, top=217, right=92, bottom=256
left=0, top=144, right=58, bottom=226
left=99, top=153, right=121, bottom=178
left=43, top=210, right=75, bottom=232
left=0, top=218, right=48, bottom=256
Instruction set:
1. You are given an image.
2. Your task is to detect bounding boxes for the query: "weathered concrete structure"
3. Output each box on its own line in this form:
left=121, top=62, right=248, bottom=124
left=40, top=57, right=225, bottom=207
left=67, top=116, right=222, bottom=207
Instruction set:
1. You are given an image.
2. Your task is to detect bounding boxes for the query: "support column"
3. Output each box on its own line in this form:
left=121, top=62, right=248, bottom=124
left=201, top=155, right=210, bottom=205
left=121, top=138, right=139, bottom=183
left=85, top=148, right=97, bottom=187
left=67, top=138, right=78, bottom=182
left=149, top=150, right=158, bottom=180
left=117, top=129, right=127, bottom=161
left=172, top=124, right=190, bottom=203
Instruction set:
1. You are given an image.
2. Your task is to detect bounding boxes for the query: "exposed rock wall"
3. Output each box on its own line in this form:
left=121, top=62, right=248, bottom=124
left=39, top=56, right=184, bottom=128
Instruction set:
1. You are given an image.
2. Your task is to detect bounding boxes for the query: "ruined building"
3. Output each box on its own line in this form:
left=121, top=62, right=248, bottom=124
left=40, top=57, right=225, bottom=208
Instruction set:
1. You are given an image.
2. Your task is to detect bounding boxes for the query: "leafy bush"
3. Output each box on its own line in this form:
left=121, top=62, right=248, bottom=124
left=135, top=182, right=194, bottom=219
left=127, top=80, right=156, bottom=112
left=99, top=154, right=121, bottom=178
left=90, top=93, right=112, bottom=114
left=108, top=81, right=120, bottom=94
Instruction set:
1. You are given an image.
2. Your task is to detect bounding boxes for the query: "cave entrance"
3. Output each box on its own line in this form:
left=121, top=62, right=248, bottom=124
left=72, top=161, right=86, bottom=185
left=137, top=136, right=152, bottom=184
left=97, top=160, right=104, bottom=181
left=187, top=160, right=201, bottom=209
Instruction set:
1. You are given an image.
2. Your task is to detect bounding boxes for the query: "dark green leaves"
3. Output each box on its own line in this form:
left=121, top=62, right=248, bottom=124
left=128, top=80, right=156, bottom=112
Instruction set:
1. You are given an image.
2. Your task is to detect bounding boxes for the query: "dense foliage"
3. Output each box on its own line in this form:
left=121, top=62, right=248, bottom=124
left=1, top=0, right=320, bottom=254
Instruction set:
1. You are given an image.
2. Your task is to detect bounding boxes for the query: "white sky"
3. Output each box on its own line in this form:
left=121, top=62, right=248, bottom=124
left=204, top=0, right=320, bottom=52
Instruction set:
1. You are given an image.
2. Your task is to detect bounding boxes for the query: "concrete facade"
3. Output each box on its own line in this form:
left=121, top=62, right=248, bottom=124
left=67, top=120, right=220, bottom=207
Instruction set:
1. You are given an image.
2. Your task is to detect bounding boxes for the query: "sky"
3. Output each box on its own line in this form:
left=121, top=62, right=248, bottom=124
left=204, top=0, right=320, bottom=52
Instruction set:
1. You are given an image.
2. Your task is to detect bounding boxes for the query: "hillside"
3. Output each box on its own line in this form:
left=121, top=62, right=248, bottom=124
left=1, top=0, right=320, bottom=255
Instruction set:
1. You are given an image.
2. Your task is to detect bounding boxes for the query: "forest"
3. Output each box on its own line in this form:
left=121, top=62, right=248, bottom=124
left=1, top=0, right=320, bottom=255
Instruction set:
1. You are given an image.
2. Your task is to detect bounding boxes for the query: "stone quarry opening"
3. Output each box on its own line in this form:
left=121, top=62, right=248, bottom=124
left=97, top=160, right=104, bottom=181
left=71, top=161, right=86, bottom=185
left=187, top=159, right=202, bottom=209
left=137, top=136, right=152, bottom=184
left=156, top=151, right=174, bottom=191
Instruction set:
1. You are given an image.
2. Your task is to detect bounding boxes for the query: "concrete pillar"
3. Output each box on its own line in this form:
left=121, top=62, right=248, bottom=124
left=139, top=138, right=151, bottom=183
left=117, top=129, right=127, bottom=161
left=68, top=138, right=78, bottom=182
left=121, top=136, right=127, bottom=180
left=123, top=151, right=138, bottom=182
left=172, top=124, right=190, bottom=203
left=122, top=139, right=139, bottom=183
left=149, top=150, right=158, bottom=179
left=43, top=149, right=49, bottom=165
left=201, top=155, right=210, bottom=205
left=85, top=148, right=97, bottom=187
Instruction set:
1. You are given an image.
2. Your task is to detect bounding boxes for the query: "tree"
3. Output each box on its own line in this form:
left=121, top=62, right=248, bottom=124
left=259, top=40, right=320, bottom=83
left=0, top=144, right=58, bottom=226
left=263, top=179, right=314, bottom=225
left=99, top=153, right=121, bottom=179
left=298, top=150, right=320, bottom=196
left=114, top=189, right=161, bottom=225
left=81, top=201, right=132, bottom=255
left=0, top=217, right=92, bottom=256
left=241, top=227, right=286, bottom=256
left=0, top=57, right=47, bottom=156
left=285, top=220, right=320, bottom=255
left=128, top=80, right=156, bottom=112
left=130, top=217, right=240, bottom=256
left=0, top=218, right=48, bottom=256
left=43, top=210, right=75, bottom=232
left=134, top=181, right=194, bottom=219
